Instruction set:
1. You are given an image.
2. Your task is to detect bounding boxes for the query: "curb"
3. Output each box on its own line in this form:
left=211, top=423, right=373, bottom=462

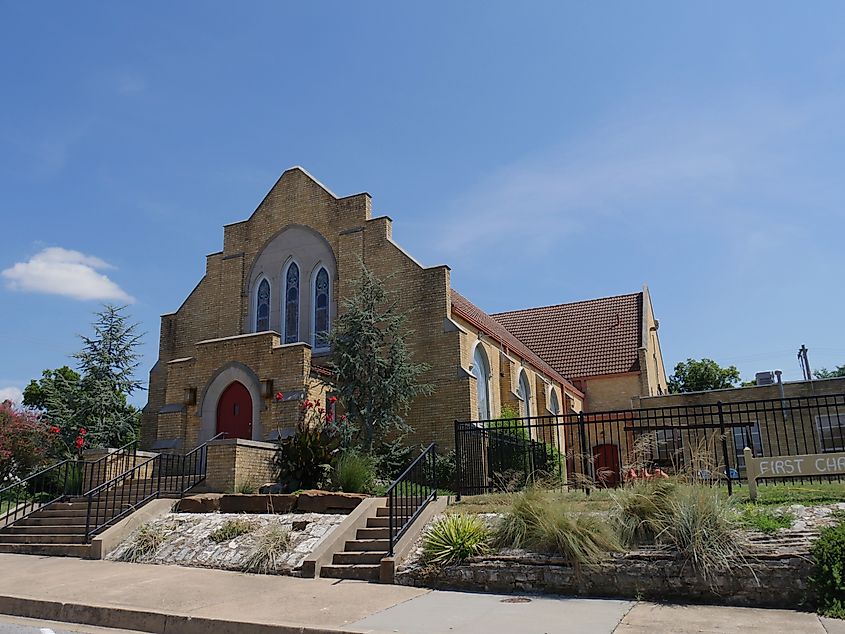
left=0, top=594, right=365, bottom=634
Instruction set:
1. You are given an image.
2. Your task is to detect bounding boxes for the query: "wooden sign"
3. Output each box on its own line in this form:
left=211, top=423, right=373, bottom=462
left=744, top=447, right=845, bottom=500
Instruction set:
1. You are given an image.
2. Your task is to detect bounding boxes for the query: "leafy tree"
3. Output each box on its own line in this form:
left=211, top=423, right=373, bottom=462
left=0, top=401, right=50, bottom=484
left=22, top=366, right=80, bottom=411
left=667, top=358, right=741, bottom=394
left=24, top=305, right=143, bottom=452
left=325, top=266, right=432, bottom=451
left=814, top=365, right=845, bottom=379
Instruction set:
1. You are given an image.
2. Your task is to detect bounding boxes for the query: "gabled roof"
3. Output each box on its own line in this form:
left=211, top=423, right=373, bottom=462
left=491, top=292, right=643, bottom=379
left=450, top=289, right=582, bottom=397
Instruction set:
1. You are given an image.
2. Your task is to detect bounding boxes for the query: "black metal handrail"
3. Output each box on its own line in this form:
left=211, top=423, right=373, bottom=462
left=0, top=459, right=81, bottom=527
left=83, top=432, right=226, bottom=541
left=82, top=439, right=138, bottom=495
left=84, top=454, right=159, bottom=541
left=387, top=443, right=437, bottom=556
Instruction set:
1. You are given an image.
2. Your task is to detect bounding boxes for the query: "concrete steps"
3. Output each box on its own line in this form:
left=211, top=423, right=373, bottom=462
left=319, top=505, right=390, bottom=581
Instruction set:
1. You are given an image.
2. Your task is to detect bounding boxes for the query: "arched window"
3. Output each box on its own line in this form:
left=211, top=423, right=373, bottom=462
left=518, top=370, right=532, bottom=418
left=313, top=267, right=330, bottom=349
left=255, top=279, right=270, bottom=332
left=472, top=344, right=491, bottom=421
left=549, top=389, right=561, bottom=416
left=283, top=262, right=300, bottom=344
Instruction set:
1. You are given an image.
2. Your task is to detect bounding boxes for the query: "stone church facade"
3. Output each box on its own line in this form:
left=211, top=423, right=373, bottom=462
left=140, top=167, right=665, bottom=469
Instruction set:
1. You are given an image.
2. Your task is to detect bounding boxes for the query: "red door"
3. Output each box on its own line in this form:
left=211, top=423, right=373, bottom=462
left=593, top=443, right=621, bottom=488
left=216, top=381, right=253, bottom=440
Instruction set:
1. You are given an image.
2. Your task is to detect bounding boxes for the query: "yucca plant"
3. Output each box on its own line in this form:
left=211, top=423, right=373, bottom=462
left=422, top=514, right=489, bottom=566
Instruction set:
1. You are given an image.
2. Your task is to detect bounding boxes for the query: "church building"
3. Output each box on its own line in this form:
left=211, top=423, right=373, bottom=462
left=140, top=168, right=667, bottom=480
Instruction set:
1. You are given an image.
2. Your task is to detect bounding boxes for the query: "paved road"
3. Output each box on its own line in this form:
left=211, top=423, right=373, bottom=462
left=0, top=614, right=142, bottom=634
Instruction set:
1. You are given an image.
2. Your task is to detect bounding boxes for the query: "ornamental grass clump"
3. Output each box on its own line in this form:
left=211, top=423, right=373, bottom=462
left=242, top=525, right=292, bottom=574
left=659, top=485, right=746, bottom=582
left=610, top=479, right=678, bottom=547
left=209, top=518, right=254, bottom=543
left=332, top=449, right=376, bottom=494
left=422, top=514, right=490, bottom=566
left=120, top=523, right=168, bottom=562
left=493, top=487, right=620, bottom=569
left=809, top=519, right=845, bottom=619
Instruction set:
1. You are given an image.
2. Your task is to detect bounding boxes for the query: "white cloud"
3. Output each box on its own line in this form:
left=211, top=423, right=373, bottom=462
left=0, top=386, right=23, bottom=406
left=1, top=247, right=135, bottom=303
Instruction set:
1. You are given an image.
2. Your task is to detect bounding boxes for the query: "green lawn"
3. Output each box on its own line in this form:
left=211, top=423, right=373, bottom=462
left=731, top=481, right=845, bottom=506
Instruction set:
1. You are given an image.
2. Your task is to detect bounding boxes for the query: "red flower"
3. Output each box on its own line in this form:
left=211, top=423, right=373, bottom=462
left=78, top=428, right=87, bottom=436
left=48, top=425, right=60, bottom=434
left=340, top=414, right=348, bottom=422
left=74, top=437, right=85, bottom=449
left=326, top=412, right=334, bottom=423
left=275, top=392, right=284, bottom=401
left=328, top=396, right=337, bottom=404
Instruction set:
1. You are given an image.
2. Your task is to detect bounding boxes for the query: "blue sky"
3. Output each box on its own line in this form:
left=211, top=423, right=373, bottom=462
left=2, top=2, right=844, bottom=407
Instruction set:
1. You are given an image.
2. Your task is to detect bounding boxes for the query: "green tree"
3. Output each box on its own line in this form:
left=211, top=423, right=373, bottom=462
left=814, top=365, right=845, bottom=379
left=667, top=358, right=741, bottom=393
left=23, top=305, right=143, bottom=452
left=22, top=366, right=80, bottom=411
left=325, top=266, right=432, bottom=451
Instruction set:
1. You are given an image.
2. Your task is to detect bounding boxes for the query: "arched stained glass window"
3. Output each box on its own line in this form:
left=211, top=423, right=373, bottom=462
left=472, top=344, right=491, bottom=421
left=256, top=279, right=270, bottom=332
left=314, top=267, right=330, bottom=349
left=518, top=370, right=532, bottom=418
left=284, top=262, right=300, bottom=344
left=549, top=389, right=561, bottom=416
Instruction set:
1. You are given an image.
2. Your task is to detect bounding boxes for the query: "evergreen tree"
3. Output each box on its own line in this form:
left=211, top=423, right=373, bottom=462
left=325, top=266, right=432, bottom=450
left=73, top=305, right=144, bottom=447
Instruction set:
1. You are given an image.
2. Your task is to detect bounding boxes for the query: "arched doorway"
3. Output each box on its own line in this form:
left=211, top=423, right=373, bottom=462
left=216, top=381, right=253, bottom=440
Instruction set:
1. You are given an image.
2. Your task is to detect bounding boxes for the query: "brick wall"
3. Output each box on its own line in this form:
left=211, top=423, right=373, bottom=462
left=205, top=439, right=277, bottom=493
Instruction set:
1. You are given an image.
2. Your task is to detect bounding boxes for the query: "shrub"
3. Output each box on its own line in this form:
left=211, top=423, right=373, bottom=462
left=738, top=505, right=794, bottom=534
left=274, top=396, right=339, bottom=491
left=810, top=520, right=845, bottom=619
left=372, top=438, right=414, bottom=481
left=494, top=487, right=620, bottom=569
left=422, top=514, right=489, bottom=566
left=210, top=518, right=254, bottom=543
left=659, top=485, right=745, bottom=582
left=242, top=525, right=291, bottom=574
left=333, top=450, right=376, bottom=493
left=120, top=523, right=168, bottom=562
left=610, top=479, right=678, bottom=547
left=0, top=401, right=50, bottom=485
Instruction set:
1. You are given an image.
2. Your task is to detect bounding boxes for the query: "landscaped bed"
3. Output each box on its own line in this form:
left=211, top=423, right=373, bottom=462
left=396, top=482, right=845, bottom=614
left=107, top=511, right=345, bottom=575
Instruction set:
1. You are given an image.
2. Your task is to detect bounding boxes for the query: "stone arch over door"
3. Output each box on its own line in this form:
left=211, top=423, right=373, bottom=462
left=199, top=362, right=264, bottom=444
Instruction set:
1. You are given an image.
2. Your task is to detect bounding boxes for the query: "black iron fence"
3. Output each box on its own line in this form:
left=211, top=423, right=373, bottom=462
left=455, top=393, right=845, bottom=497
left=387, top=442, right=437, bottom=555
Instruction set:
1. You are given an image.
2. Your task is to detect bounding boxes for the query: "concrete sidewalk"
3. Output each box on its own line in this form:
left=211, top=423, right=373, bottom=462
left=0, top=554, right=841, bottom=634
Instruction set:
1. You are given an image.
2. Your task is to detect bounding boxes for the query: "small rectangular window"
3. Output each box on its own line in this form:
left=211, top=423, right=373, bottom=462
left=816, top=414, right=845, bottom=453
left=732, top=423, right=763, bottom=467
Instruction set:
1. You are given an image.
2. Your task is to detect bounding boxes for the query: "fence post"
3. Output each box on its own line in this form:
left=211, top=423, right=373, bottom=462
left=717, top=401, right=733, bottom=496
left=578, top=411, right=590, bottom=496
left=454, top=420, right=462, bottom=502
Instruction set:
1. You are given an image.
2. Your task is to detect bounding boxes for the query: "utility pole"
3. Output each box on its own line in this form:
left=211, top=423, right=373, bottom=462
left=798, top=345, right=812, bottom=381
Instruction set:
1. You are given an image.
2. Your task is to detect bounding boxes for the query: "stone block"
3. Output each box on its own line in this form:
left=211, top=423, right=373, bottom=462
left=177, top=494, right=223, bottom=513
left=295, top=490, right=367, bottom=513
left=219, top=494, right=297, bottom=514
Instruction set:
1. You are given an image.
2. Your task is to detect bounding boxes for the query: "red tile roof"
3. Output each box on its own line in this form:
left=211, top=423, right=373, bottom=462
left=450, top=289, right=582, bottom=396
left=491, top=292, right=643, bottom=379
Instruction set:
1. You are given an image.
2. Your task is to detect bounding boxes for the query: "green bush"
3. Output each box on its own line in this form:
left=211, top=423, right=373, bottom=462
left=487, top=406, right=564, bottom=485
left=274, top=424, right=338, bottom=492
left=333, top=450, right=376, bottom=493
left=422, top=514, right=490, bottom=566
left=372, top=438, right=414, bottom=481
left=810, top=521, right=845, bottom=619
left=494, top=487, right=620, bottom=569
left=210, top=518, right=254, bottom=543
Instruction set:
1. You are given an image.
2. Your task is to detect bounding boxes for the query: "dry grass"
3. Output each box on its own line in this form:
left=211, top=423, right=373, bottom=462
left=209, top=518, right=254, bottom=543
left=119, top=523, right=169, bottom=562
left=242, top=525, right=291, bottom=574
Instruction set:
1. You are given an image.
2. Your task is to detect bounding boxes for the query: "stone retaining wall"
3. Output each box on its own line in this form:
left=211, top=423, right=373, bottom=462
left=397, top=548, right=815, bottom=608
